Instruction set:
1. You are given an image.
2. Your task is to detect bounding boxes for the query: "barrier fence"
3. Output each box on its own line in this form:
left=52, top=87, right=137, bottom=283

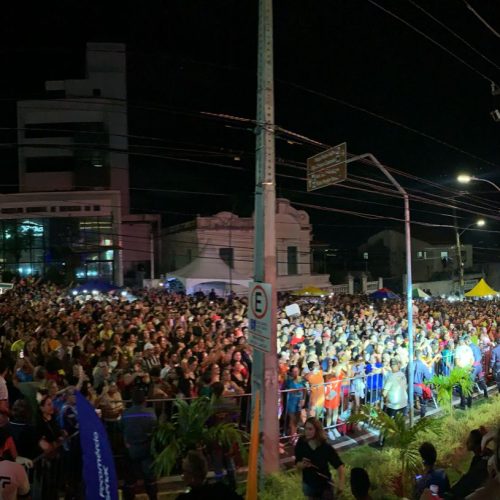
left=27, top=353, right=497, bottom=496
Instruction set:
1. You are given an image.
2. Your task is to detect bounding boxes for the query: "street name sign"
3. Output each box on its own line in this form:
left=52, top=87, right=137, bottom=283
left=307, top=142, right=347, bottom=191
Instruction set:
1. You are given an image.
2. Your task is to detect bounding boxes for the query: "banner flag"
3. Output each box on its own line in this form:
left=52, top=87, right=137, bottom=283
left=76, top=391, right=118, bottom=500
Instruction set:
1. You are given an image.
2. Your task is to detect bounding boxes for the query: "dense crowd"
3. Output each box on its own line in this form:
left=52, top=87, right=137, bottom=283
left=0, top=278, right=499, bottom=498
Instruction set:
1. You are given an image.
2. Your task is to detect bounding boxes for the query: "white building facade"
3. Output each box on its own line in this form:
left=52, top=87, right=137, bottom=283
left=0, top=43, right=160, bottom=285
left=163, top=199, right=331, bottom=292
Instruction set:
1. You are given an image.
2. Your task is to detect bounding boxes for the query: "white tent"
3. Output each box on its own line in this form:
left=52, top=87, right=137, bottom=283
left=167, top=257, right=250, bottom=294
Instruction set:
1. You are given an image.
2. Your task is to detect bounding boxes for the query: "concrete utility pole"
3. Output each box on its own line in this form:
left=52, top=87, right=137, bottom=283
left=252, top=0, right=279, bottom=481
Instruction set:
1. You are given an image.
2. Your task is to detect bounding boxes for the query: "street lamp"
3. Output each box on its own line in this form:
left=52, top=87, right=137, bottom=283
left=457, top=174, right=500, bottom=192
left=455, top=219, right=486, bottom=296
left=459, top=219, right=485, bottom=236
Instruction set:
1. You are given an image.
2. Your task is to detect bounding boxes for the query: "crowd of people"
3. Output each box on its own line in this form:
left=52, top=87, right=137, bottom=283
left=0, top=278, right=499, bottom=498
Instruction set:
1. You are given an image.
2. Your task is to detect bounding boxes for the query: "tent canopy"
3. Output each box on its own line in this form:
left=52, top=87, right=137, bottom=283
left=292, top=286, right=330, bottom=297
left=167, top=257, right=250, bottom=294
left=464, top=278, right=499, bottom=297
left=370, top=287, right=400, bottom=300
left=412, top=287, right=430, bottom=299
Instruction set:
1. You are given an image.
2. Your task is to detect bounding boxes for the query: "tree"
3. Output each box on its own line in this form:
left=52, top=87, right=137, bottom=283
left=349, top=404, right=442, bottom=497
left=430, top=366, right=474, bottom=414
left=151, top=397, right=248, bottom=477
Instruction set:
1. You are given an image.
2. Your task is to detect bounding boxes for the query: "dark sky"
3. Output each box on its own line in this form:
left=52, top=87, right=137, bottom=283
left=1, top=0, right=499, bottom=251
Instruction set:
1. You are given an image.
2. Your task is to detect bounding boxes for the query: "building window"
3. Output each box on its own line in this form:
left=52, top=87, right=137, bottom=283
left=417, top=251, right=423, bottom=259
left=440, top=251, right=448, bottom=259
left=92, top=88, right=101, bottom=97
left=219, top=247, right=234, bottom=268
left=24, top=121, right=102, bottom=139
left=287, top=246, right=298, bottom=275
left=25, top=156, right=75, bottom=173
left=26, top=207, right=47, bottom=213
left=93, top=205, right=101, bottom=211
left=1, top=208, right=23, bottom=214
left=59, top=206, right=82, bottom=212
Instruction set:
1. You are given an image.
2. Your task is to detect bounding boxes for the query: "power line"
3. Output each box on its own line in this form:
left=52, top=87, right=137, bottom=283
left=463, top=0, right=500, bottom=39
left=405, top=0, right=500, bottom=71
left=367, top=0, right=498, bottom=85
left=0, top=141, right=247, bottom=173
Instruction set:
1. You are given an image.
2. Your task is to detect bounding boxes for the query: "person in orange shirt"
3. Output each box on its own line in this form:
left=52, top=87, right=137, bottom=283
left=306, top=361, right=325, bottom=420
left=324, top=365, right=343, bottom=440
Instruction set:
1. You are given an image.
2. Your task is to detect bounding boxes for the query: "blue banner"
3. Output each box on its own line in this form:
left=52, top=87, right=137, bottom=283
left=76, top=391, right=118, bottom=500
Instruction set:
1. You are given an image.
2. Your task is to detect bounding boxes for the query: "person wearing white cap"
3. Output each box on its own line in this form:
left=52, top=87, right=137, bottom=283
left=142, top=342, right=160, bottom=372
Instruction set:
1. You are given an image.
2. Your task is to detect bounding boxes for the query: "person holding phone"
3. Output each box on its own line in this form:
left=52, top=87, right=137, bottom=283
left=295, top=417, right=345, bottom=499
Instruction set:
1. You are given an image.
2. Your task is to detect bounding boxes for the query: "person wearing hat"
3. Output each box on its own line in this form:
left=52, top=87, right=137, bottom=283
left=142, top=342, right=160, bottom=373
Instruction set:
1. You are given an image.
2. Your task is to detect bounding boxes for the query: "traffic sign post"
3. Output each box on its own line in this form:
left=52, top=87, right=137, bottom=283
left=248, top=282, right=272, bottom=353
left=307, top=142, right=347, bottom=191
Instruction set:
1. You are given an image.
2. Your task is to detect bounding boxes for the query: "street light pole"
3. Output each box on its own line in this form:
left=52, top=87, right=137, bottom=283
left=351, top=153, right=414, bottom=426
left=454, top=210, right=464, bottom=297
left=457, top=175, right=500, bottom=192
left=252, top=0, right=279, bottom=482
left=455, top=219, right=486, bottom=296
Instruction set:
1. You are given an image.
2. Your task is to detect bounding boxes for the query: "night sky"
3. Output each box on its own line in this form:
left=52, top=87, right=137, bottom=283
left=1, top=0, right=499, bottom=254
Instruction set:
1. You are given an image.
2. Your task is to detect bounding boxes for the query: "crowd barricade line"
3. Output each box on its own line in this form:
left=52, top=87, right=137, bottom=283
left=30, top=430, right=81, bottom=500
left=25, top=367, right=497, bottom=493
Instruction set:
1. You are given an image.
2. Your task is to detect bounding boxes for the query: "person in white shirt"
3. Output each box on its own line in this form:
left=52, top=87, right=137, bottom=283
left=0, top=429, right=30, bottom=500
left=382, top=358, right=408, bottom=417
left=378, top=357, right=408, bottom=447
left=455, top=336, right=474, bottom=369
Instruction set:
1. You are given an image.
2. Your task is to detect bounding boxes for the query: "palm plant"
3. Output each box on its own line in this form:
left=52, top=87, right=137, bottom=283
left=348, top=404, right=442, bottom=497
left=430, top=366, right=474, bottom=413
left=151, top=396, right=248, bottom=477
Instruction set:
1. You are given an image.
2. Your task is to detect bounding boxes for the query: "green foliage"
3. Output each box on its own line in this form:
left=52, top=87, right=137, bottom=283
left=151, top=397, right=248, bottom=477
left=260, top=472, right=303, bottom=500
left=348, top=404, right=442, bottom=497
left=430, top=366, right=475, bottom=412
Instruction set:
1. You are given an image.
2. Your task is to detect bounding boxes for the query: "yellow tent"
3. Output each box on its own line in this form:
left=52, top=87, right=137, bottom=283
left=464, top=278, right=499, bottom=297
left=292, top=286, right=329, bottom=296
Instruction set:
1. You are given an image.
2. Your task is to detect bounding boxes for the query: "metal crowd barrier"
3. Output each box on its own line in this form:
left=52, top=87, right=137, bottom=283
left=30, top=431, right=82, bottom=500
left=24, top=359, right=497, bottom=495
